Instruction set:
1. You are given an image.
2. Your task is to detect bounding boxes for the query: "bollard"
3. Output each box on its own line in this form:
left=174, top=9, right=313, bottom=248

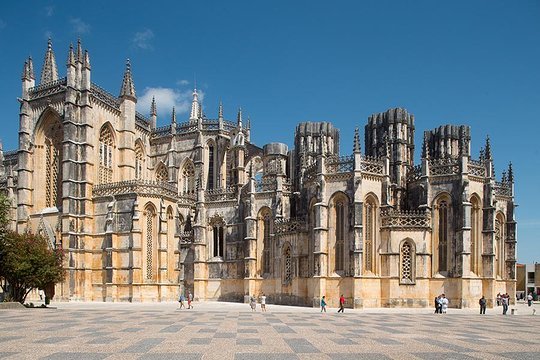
left=511, top=308, right=517, bottom=315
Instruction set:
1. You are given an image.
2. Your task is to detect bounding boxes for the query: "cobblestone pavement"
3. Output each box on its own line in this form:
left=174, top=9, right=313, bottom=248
left=1, top=301, right=539, bottom=360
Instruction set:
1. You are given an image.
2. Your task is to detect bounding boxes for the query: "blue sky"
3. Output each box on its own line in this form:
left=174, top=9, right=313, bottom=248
left=0, top=1, right=539, bottom=263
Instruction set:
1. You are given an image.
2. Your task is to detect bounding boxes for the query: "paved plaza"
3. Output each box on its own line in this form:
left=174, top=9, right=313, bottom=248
left=1, top=301, right=539, bottom=360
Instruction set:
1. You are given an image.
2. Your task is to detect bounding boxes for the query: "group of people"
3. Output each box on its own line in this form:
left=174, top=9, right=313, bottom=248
left=249, top=293, right=267, bottom=312
left=434, top=294, right=449, bottom=314
left=320, top=294, right=346, bottom=313
left=177, top=291, right=194, bottom=310
left=496, top=292, right=511, bottom=314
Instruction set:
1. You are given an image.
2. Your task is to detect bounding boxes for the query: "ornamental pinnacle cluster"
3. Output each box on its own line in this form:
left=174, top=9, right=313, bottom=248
left=0, top=40, right=516, bottom=308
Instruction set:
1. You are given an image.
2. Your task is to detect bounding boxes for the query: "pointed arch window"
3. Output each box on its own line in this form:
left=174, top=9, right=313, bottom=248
left=135, top=143, right=144, bottom=179
left=263, top=211, right=272, bottom=274
left=156, top=164, right=168, bottom=183
left=364, top=198, right=377, bottom=273
left=438, top=200, right=449, bottom=272
left=99, top=125, right=114, bottom=184
left=335, top=201, right=345, bottom=272
left=400, top=240, right=415, bottom=284
left=283, top=244, right=292, bottom=284
left=182, top=161, right=196, bottom=195
left=145, top=206, right=156, bottom=280
left=207, top=144, right=215, bottom=189
left=44, top=120, right=63, bottom=208
left=210, top=215, right=225, bottom=258
left=470, top=196, right=482, bottom=275
left=495, top=214, right=505, bottom=279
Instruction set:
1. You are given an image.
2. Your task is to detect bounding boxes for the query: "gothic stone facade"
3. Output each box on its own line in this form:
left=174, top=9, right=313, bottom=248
left=0, top=40, right=517, bottom=308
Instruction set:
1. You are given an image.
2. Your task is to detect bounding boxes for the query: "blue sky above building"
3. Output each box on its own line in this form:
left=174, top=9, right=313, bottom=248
left=0, top=0, right=539, bottom=262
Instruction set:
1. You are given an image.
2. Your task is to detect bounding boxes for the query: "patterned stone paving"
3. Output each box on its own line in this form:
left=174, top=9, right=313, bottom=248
left=1, top=301, right=539, bottom=359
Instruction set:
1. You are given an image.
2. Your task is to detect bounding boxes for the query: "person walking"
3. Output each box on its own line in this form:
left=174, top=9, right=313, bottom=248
left=527, top=292, right=533, bottom=307
left=441, top=294, right=448, bottom=314
left=479, top=296, right=486, bottom=315
left=250, top=296, right=257, bottom=312
left=260, top=293, right=267, bottom=312
left=502, top=294, right=509, bottom=315
left=187, top=291, right=193, bottom=309
left=496, top=293, right=501, bottom=307
left=178, top=293, right=186, bottom=309
left=434, top=295, right=440, bottom=314
left=338, top=294, right=345, bottom=313
left=320, top=296, right=327, bottom=313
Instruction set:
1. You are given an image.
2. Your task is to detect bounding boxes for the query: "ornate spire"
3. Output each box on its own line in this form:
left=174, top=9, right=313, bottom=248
left=508, top=162, right=514, bottom=183
left=171, top=106, right=177, bottom=124
left=22, top=58, right=34, bottom=81
left=150, top=96, right=157, bottom=116
left=484, top=135, right=492, bottom=160
left=218, top=100, right=223, bottom=120
left=40, top=38, right=59, bottom=84
left=119, top=59, right=136, bottom=100
left=67, top=43, right=76, bottom=66
left=83, top=50, right=91, bottom=69
left=237, top=108, right=243, bottom=128
left=76, top=38, right=83, bottom=63
left=353, top=127, right=361, bottom=153
left=189, top=88, right=200, bottom=120
left=28, top=57, right=34, bottom=79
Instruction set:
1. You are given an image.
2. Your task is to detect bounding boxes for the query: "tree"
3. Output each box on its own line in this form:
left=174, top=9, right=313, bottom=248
left=0, top=194, right=65, bottom=304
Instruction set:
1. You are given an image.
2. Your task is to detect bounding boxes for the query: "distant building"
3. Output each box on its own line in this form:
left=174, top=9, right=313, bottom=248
left=0, top=40, right=517, bottom=308
left=516, top=263, right=540, bottom=298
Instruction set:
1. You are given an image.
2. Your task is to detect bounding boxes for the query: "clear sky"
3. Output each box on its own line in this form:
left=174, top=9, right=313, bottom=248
left=0, top=1, right=539, bottom=263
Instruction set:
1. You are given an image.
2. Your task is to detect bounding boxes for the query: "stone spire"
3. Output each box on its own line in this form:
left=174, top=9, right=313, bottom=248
left=484, top=135, right=492, bottom=160
left=218, top=100, right=223, bottom=120
left=119, top=59, right=136, bottom=101
left=27, top=57, right=34, bottom=80
left=189, top=88, right=200, bottom=121
left=171, top=106, right=177, bottom=135
left=150, top=96, right=157, bottom=116
left=76, top=38, right=83, bottom=63
left=421, top=133, right=430, bottom=159
left=40, top=38, right=59, bottom=84
left=507, top=162, right=514, bottom=183
left=237, top=108, right=243, bottom=128
left=353, top=127, right=361, bottom=153
left=67, top=43, right=76, bottom=66
left=83, top=50, right=91, bottom=70
left=22, top=57, right=35, bottom=81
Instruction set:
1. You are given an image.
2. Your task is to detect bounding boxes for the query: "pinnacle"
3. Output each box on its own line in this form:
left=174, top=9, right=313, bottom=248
left=40, top=38, right=59, bottom=84
left=119, top=58, right=136, bottom=100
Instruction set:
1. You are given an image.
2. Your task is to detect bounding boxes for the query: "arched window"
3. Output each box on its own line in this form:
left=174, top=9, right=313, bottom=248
left=207, top=144, right=215, bottom=189
left=495, top=213, right=505, bottom=279
left=43, top=119, right=63, bottom=208
left=156, top=164, right=168, bottom=183
left=433, top=195, right=452, bottom=274
left=257, top=208, right=273, bottom=275
left=210, top=215, right=225, bottom=258
left=470, top=195, right=482, bottom=275
left=400, top=240, right=415, bottom=284
left=99, top=125, right=114, bottom=184
left=181, top=161, right=196, bottom=194
left=135, top=142, right=144, bottom=179
left=438, top=200, right=449, bottom=272
left=283, top=243, right=292, bottom=284
left=144, top=205, right=156, bottom=280
left=364, top=196, right=378, bottom=273
left=335, top=201, right=345, bottom=271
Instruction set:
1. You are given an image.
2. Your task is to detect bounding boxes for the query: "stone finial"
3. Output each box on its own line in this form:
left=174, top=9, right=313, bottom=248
left=67, top=43, right=76, bottom=66
left=40, top=38, right=59, bottom=84
left=150, top=96, right=157, bottom=116
left=119, top=59, right=136, bottom=100
left=171, top=106, right=177, bottom=135
left=237, top=107, right=243, bottom=128
left=218, top=100, right=223, bottom=120
left=198, top=101, right=203, bottom=119
left=353, top=127, right=361, bottom=153
left=189, top=88, right=199, bottom=121
left=76, top=38, right=83, bottom=63
left=422, top=133, right=430, bottom=159
left=508, top=162, right=514, bottom=183
left=28, top=57, right=34, bottom=79
left=484, top=135, right=492, bottom=160
left=83, top=50, right=91, bottom=70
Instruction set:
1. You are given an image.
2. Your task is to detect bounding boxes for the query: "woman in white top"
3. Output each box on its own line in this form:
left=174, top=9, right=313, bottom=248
left=441, top=294, right=449, bottom=313
left=260, top=293, right=267, bottom=312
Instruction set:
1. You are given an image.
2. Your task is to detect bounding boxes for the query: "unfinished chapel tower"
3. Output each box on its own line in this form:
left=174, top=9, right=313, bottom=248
left=0, top=40, right=517, bottom=308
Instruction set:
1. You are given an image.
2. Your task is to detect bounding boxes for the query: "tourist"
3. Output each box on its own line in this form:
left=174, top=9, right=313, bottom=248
left=187, top=291, right=193, bottom=309
left=321, top=296, right=327, bottom=313
left=496, top=293, right=501, bottom=306
left=527, top=292, right=533, bottom=307
left=441, top=294, right=448, bottom=314
left=260, top=293, right=267, bottom=312
left=178, top=293, right=185, bottom=309
left=434, top=295, right=440, bottom=314
left=479, top=296, right=486, bottom=315
left=501, top=294, right=509, bottom=315
left=338, top=294, right=345, bottom=313
left=250, top=296, right=257, bottom=312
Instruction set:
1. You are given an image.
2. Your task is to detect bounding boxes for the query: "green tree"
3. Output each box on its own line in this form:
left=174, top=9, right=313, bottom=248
left=0, top=194, right=65, bottom=304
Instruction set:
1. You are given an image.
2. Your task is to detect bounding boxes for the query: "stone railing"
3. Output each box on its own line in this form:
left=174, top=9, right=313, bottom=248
left=380, top=208, right=431, bottom=230
left=494, top=181, right=512, bottom=197
left=282, top=181, right=292, bottom=193
left=429, top=157, right=460, bottom=177
left=205, top=186, right=236, bottom=201
left=408, top=164, right=422, bottom=182
left=274, top=216, right=307, bottom=234
left=255, top=177, right=277, bottom=192
left=92, top=179, right=178, bottom=199
left=152, top=125, right=172, bottom=137
left=90, top=82, right=120, bottom=110
left=361, top=155, right=384, bottom=175
left=326, top=155, right=353, bottom=174
left=468, top=159, right=486, bottom=178
left=29, top=77, right=67, bottom=99
left=178, top=192, right=197, bottom=204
